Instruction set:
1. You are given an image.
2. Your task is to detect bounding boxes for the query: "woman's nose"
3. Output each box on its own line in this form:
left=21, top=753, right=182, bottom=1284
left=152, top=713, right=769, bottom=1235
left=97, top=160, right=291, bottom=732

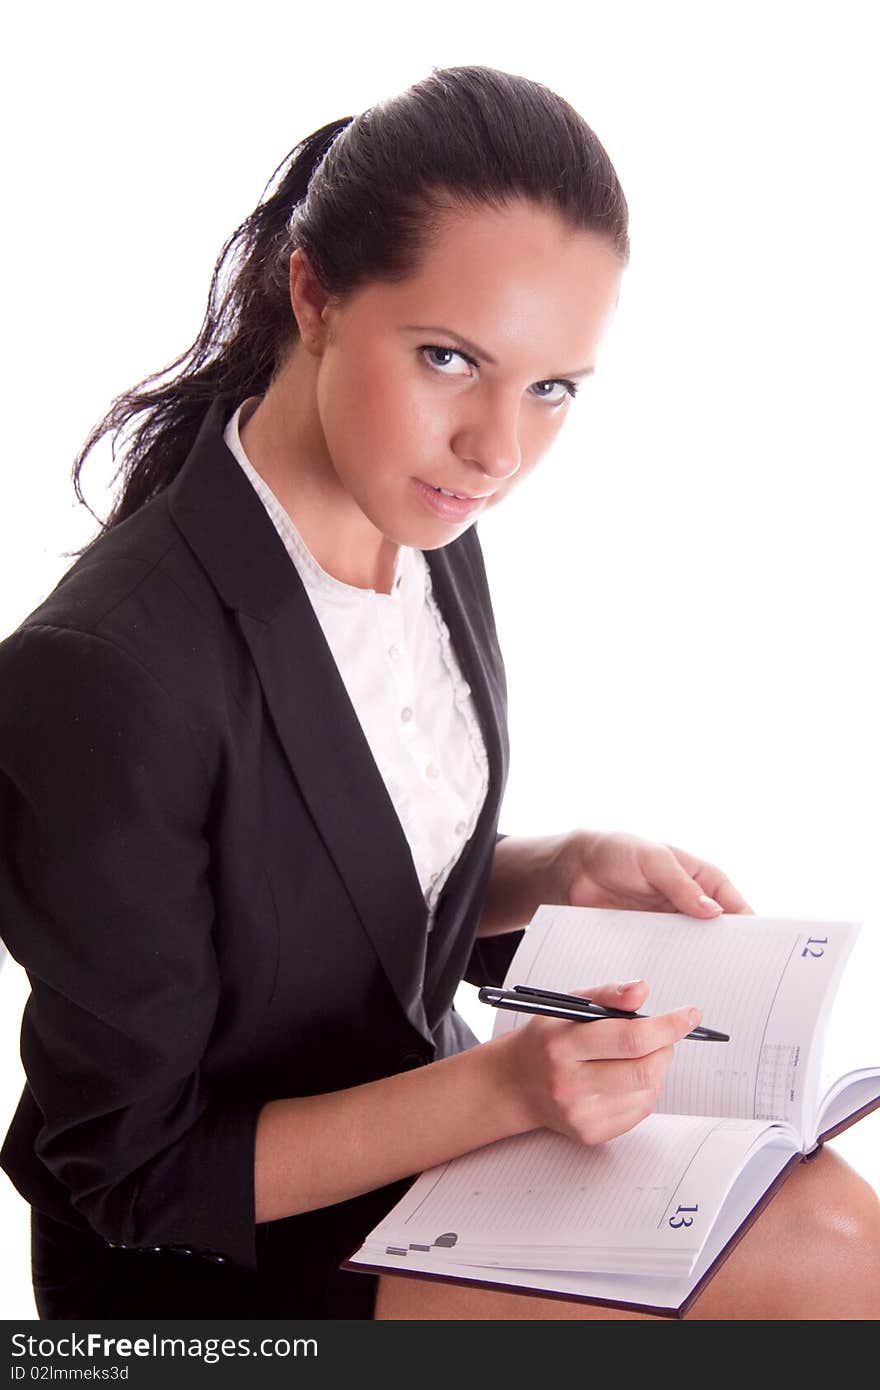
left=451, top=400, right=522, bottom=481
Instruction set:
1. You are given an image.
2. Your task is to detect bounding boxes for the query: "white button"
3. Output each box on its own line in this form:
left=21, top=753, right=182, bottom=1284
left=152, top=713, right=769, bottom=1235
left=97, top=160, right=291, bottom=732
left=401, top=706, right=413, bottom=722
left=426, top=762, right=440, bottom=780
left=429, top=872, right=440, bottom=885
left=388, top=643, right=401, bottom=660
left=454, top=820, right=466, bottom=836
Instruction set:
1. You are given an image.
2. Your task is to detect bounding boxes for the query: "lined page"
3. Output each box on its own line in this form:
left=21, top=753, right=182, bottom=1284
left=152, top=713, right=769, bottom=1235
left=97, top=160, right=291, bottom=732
left=493, top=907, right=858, bottom=1131
left=398, top=1117, right=713, bottom=1238
left=356, top=1112, right=796, bottom=1275
left=350, top=1132, right=799, bottom=1309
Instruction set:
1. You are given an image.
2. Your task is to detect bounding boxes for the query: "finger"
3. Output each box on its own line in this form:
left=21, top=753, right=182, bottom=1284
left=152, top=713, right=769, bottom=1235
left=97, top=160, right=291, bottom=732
left=577, top=1047, right=675, bottom=1099
left=697, top=870, right=754, bottom=915
left=569, top=979, right=651, bottom=1011
left=641, top=845, right=725, bottom=917
left=667, top=846, right=756, bottom=916
left=565, top=1005, right=702, bottom=1063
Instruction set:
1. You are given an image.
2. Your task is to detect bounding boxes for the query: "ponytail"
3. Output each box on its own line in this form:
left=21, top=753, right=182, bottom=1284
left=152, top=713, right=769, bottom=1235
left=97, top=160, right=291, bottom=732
left=71, top=117, right=353, bottom=543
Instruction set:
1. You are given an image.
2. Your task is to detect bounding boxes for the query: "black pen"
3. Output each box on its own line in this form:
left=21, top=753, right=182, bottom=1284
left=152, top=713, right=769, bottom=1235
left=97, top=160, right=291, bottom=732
left=478, top=984, right=730, bottom=1041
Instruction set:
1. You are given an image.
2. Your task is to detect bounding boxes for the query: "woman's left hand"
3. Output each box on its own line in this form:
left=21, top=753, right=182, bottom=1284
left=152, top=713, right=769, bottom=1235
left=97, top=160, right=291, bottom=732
left=558, top=830, right=754, bottom=918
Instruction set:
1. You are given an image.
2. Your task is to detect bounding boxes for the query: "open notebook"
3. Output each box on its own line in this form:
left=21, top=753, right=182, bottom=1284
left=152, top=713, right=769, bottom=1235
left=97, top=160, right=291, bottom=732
left=344, top=907, right=880, bottom=1317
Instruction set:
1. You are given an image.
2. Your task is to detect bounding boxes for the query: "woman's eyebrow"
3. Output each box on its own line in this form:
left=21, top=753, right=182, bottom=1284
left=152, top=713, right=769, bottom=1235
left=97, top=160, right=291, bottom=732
left=402, top=324, right=595, bottom=379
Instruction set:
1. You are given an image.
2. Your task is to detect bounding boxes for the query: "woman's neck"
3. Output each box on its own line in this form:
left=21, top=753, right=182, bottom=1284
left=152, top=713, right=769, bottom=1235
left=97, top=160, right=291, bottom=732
left=238, top=351, right=400, bottom=594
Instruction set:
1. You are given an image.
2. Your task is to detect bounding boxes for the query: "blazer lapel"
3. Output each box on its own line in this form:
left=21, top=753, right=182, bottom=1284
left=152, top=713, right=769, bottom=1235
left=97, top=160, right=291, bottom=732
left=236, top=604, right=433, bottom=1040
left=424, top=539, right=508, bottom=825
left=421, top=537, right=509, bottom=991
left=168, top=400, right=432, bottom=1041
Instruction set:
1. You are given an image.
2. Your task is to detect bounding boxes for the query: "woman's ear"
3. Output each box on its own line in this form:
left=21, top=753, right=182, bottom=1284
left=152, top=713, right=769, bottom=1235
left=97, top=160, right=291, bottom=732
left=288, top=249, right=335, bottom=356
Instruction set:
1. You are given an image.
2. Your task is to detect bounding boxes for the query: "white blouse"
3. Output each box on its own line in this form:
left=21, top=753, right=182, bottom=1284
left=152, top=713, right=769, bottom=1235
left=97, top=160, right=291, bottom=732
left=224, top=400, right=489, bottom=930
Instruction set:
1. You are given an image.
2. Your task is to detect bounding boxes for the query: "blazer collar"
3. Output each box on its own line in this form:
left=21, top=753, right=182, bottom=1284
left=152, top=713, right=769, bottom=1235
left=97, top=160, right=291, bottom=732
left=167, top=399, right=504, bottom=1045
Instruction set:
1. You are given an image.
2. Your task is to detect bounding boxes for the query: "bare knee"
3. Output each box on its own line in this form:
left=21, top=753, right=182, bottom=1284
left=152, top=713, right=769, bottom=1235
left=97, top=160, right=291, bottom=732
left=795, top=1149, right=880, bottom=1297
left=692, top=1148, right=880, bottom=1319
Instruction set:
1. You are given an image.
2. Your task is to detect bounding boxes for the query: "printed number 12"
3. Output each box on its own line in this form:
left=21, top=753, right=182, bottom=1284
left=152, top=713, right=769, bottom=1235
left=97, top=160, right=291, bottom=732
left=802, top=937, right=828, bottom=958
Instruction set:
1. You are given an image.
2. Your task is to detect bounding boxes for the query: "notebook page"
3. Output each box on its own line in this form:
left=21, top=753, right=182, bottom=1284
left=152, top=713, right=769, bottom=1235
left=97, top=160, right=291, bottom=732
left=354, top=1112, right=796, bottom=1276
left=350, top=1133, right=797, bottom=1312
left=494, top=907, right=859, bottom=1133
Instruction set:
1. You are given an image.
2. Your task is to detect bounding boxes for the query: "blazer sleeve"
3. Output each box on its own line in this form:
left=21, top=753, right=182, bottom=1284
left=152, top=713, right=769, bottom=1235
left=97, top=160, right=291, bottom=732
left=461, top=832, right=526, bottom=987
left=0, top=623, right=261, bottom=1271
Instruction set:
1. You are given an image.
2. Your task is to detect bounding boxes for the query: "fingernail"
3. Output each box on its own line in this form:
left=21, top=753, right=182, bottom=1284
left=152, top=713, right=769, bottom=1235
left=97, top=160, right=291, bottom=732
left=698, top=895, right=722, bottom=913
left=687, top=1008, right=702, bottom=1028
left=616, top=978, right=644, bottom=993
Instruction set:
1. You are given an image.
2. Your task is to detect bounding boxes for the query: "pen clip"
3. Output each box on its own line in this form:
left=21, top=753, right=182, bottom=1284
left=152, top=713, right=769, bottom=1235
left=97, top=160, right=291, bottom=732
left=513, top=983, right=640, bottom=1019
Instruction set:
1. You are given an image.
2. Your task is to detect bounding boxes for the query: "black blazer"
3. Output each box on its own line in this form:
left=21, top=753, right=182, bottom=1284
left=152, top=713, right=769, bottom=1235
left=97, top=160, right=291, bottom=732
left=0, top=397, right=521, bottom=1309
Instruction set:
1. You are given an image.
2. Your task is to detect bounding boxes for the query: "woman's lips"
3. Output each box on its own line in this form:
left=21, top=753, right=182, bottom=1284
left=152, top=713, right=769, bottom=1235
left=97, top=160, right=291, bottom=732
left=412, top=477, right=488, bottom=519
left=412, top=477, right=488, bottom=520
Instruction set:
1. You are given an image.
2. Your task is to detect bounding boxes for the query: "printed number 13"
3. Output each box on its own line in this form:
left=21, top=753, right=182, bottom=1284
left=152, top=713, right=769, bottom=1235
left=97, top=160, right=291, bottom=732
left=802, top=936, right=828, bottom=958
left=669, top=1204, right=699, bottom=1229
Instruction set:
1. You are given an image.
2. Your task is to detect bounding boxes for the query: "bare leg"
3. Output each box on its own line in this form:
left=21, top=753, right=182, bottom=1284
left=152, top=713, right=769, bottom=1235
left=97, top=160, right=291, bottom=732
left=374, top=1148, right=880, bottom=1320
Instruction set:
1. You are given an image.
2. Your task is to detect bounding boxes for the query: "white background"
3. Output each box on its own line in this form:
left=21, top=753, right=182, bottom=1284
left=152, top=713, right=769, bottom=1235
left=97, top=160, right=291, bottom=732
left=2, top=0, right=877, bottom=1318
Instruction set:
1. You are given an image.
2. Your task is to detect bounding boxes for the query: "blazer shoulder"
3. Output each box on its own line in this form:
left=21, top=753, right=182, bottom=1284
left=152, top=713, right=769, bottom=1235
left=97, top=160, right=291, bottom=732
left=2, top=496, right=239, bottom=738
left=23, top=495, right=219, bottom=638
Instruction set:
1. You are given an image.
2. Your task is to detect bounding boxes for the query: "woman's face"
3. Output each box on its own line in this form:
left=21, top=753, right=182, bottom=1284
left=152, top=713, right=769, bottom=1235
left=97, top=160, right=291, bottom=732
left=304, top=198, right=624, bottom=551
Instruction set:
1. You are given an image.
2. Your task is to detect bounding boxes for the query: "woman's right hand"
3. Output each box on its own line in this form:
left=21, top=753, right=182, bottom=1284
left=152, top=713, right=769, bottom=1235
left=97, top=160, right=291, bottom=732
left=491, top=980, right=701, bottom=1147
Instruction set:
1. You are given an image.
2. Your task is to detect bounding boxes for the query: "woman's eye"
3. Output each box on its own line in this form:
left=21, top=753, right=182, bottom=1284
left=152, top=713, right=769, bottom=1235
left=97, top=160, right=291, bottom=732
left=421, top=345, right=473, bottom=376
left=530, top=380, right=576, bottom=405
left=420, top=345, right=578, bottom=405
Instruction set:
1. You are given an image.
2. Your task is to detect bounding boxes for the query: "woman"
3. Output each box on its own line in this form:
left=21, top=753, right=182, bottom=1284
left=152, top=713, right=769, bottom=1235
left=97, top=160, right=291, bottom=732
left=1, top=65, right=877, bottom=1321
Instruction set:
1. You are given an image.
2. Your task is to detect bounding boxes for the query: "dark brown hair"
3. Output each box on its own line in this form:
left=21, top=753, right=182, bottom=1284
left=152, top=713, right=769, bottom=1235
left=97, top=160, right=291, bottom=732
left=72, top=64, right=629, bottom=547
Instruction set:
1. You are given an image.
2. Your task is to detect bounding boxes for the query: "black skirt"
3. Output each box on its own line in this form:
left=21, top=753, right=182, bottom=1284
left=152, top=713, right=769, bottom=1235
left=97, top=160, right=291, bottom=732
left=30, top=1207, right=379, bottom=1320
